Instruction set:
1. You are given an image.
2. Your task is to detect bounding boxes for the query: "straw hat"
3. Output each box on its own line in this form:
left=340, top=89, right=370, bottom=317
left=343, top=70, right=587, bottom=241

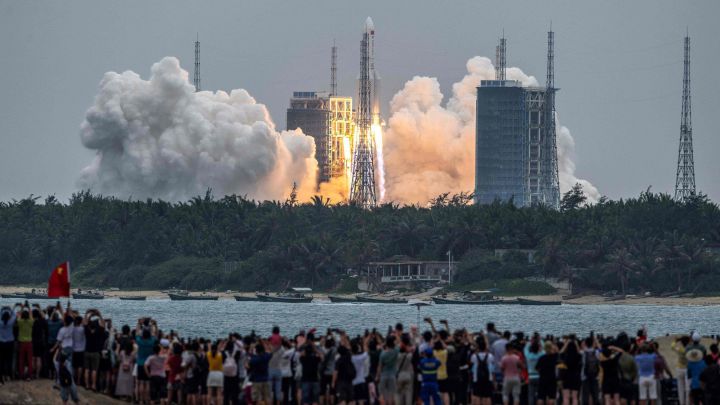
left=686, top=348, right=704, bottom=363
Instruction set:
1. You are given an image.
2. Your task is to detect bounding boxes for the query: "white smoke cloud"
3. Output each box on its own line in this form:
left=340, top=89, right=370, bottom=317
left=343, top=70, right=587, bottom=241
left=384, top=56, right=599, bottom=205
left=78, top=57, right=318, bottom=201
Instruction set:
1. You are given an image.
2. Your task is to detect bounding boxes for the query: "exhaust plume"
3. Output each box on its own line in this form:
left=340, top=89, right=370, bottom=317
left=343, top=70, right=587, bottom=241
left=384, top=56, right=599, bottom=205
left=78, top=57, right=318, bottom=202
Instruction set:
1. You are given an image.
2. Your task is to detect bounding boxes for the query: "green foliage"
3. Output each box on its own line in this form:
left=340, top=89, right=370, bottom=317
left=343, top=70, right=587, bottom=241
left=0, top=190, right=719, bottom=293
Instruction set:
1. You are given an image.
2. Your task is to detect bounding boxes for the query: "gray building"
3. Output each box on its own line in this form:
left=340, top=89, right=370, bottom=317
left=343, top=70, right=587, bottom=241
left=475, top=79, right=558, bottom=207
left=287, top=91, right=332, bottom=182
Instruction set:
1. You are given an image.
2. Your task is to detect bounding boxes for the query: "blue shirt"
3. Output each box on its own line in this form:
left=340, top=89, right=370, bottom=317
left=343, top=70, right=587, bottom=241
left=419, top=357, right=441, bottom=383
left=249, top=352, right=271, bottom=382
left=135, top=336, right=157, bottom=366
left=687, top=360, right=707, bottom=390
left=524, top=345, right=543, bottom=380
left=0, top=310, right=16, bottom=342
left=47, top=319, right=62, bottom=345
left=635, top=353, right=657, bottom=378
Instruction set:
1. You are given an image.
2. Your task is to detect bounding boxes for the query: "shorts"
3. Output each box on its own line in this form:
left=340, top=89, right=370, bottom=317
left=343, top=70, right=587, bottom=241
left=473, top=380, right=493, bottom=398
left=207, top=370, right=224, bottom=388
left=168, top=379, right=182, bottom=392
left=252, top=381, right=271, bottom=403
left=353, top=382, right=369, bottom=400
left=638, top=376, right=657, bottom=400
left=602, top=378, right=620, bottom=395
left=84, top=352, right=101, bottom=371
left=336, top=380, right=354, bottom=402
left=378, top=376, right=397, bottom=398
left=150, top=376, right=167, bottom=400
left=620, top=381, right=636, bottom=401
left=562, top=374, right=581, bottom=391
left=137, top=364, right=150, bottom=381
left=502, top=377, right=521, bottom=403
left=32, top=342, right=45, bottom=356
left=438, top=378, right=450, bottom=393
left=537, top=380, right=556, bottom=400
left=302, top=381, right=321, bottom=404
left=184, top=376, right=201, bottom=395
left=320, top=374, right=334, bottom=395
left=72, top=351, right=84, bottom=368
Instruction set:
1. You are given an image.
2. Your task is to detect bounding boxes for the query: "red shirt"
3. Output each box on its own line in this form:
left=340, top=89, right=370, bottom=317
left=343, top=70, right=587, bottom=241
left=166, top=354, right=183, bottom=383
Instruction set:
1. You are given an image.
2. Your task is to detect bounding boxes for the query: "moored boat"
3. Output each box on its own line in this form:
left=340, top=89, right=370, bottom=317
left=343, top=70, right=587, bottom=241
left=72, top=293, right=104, bottom=300
left=355, top=295, right=407, bottom=304
left=168, top=292, right=219, bottom=301
left=517, top=297, right=562, bottom=306
left=233, top=295, right=259, bottom=302
left=119, top=296, right=147, bottom=301
left=328, top=295, right=359, bottom=303
left=255, top=287, right=314, bottom=303
left=432, top=296, right=505, bottom=305
left=1, top=292, right=28, bottom=299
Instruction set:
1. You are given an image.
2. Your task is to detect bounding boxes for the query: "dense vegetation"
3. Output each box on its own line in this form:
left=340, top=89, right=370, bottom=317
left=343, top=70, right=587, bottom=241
left=1, top=185, right=718, bottom=294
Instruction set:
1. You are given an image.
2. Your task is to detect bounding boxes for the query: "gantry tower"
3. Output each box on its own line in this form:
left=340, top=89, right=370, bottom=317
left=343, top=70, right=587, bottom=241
left=349, top=18, right=378, bottom=208
left=674, top=33, right=695, bottom=200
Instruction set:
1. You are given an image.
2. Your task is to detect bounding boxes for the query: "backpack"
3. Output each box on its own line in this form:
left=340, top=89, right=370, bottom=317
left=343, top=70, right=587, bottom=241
left=584, top=350, right=599, bottom=379
left=59, top=362, right=73, bottom=387
left=223, top=351, right=238, bottom=377
left=475, top=353, right=490, bottom=383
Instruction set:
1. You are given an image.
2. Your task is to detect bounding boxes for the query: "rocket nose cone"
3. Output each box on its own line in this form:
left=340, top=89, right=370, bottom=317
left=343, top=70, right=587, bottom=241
left=365, top=17, right=374, bottom=32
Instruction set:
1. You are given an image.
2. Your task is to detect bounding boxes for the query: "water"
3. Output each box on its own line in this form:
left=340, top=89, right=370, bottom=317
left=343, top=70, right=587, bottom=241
left=3, top=298, right=718, bottom=338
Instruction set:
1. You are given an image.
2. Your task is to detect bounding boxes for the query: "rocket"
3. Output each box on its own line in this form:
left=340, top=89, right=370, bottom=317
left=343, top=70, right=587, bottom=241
left=361, top=17, right=382, bottom=127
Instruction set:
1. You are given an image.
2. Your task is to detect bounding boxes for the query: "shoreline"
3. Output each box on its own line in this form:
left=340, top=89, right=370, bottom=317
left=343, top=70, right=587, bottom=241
left=1, top=286, right=719, bottom=306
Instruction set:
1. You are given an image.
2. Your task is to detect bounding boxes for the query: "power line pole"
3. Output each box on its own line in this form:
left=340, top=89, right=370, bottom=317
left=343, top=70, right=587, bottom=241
left=674, top=32, right=695, bottom=200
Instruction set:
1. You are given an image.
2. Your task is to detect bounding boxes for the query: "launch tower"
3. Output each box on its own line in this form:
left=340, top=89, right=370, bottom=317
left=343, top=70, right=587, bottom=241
left=350, top=17, right=379, bottom=208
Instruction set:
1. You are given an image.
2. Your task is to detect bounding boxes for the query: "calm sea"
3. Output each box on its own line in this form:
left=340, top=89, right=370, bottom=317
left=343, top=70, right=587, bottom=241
left=2, top=298, right=717, bottom=339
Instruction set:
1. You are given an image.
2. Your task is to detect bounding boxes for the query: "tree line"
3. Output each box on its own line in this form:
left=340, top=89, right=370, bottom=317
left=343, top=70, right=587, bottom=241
left=0, top=185, right=718, bottom=294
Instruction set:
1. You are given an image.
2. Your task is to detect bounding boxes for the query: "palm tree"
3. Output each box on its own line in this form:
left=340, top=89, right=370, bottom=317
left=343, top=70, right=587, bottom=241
left=604, top=248, right=636, bottom=296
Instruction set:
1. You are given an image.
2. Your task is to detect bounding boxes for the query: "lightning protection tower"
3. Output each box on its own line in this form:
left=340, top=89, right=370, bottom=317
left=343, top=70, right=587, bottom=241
left=194, top=34, right=201, bottom=92
left=331, top=41, right=338, bottom=97
left=546, top=28, right=561, bottom=209
left=674, top=33, right=695, bottom=200
left=349, top=17, right=378, bottom=208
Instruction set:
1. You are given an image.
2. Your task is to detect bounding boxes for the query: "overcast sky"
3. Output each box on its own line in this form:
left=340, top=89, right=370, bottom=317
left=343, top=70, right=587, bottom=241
left=1, top=0, right=718, bottom=203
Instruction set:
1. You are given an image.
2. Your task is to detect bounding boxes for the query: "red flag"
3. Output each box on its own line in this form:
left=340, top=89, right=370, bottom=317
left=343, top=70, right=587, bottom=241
left=48, top=261, right=70, bottom=298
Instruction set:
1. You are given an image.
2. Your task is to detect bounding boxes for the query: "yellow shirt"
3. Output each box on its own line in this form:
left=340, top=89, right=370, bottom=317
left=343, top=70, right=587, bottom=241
left=17, top=318, right=34, bottom=343
left=207, top=351, right=223, bottom=372
left=434, top=349, right=448, bottom=380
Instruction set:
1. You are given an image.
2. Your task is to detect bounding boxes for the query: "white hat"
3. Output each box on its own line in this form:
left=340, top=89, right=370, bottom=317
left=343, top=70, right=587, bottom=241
left=692, top=332, right=701, bottom=342
left=160, top=338, right=170, bottom=347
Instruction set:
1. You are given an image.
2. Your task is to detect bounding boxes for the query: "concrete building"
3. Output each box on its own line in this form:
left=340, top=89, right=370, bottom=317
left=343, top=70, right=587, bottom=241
left=286, top=92, right=355, bottom=186
left=358, top=256, right=456, bottom=292
left=475, top=80, right=557, bottom=207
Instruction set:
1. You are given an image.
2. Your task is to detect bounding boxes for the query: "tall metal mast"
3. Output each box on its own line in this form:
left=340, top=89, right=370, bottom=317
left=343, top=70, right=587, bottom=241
left=330, top=41, right=338, bottom=97
left=350, top=17, right=378, bottom=208
left=194, top=34, right=201, bottom=92
left=546, top=27, right=560, bottom=209
left=675, top=33, right=695, bottom=200
left=495, top=31, right=507, bottom=81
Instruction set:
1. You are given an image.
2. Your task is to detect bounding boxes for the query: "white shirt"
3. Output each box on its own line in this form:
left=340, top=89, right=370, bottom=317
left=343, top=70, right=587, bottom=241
left=470, top=352, right=495, bottom=382
left=490, top=338, right=507, bottom=368
left=57, top=326, right=74, bottom=349
left=72, top=325, right=86, bottom=352
left=351, top=352, right=369, bottom=385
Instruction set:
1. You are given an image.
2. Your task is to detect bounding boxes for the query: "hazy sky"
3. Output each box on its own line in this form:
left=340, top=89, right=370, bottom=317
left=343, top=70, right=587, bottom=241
left=1, top=0, right=718, bottom=202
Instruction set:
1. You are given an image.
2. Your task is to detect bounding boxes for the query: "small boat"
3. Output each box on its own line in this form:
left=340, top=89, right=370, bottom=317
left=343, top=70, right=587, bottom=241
left=432, top=290, right=510, bottom=305
left=168, top=292, right=219, bottom=301
left=517, top=297, right=562, bottom=306
left=119, top=296, right=147, bottom=301
left=24, top=293, right=49, bottom=299
left=233, top=295, right=259, bottom=302
left=1, top=292, right=28, bottom=299
left=355, top=295, right=408, bottom=304
left=603, top=295, right=626, bottom=302
left=72, top=289, right=105, bottom=300
left=256, top=287, right=314, bottom=303
left=328, top=295, right=360, bottom=303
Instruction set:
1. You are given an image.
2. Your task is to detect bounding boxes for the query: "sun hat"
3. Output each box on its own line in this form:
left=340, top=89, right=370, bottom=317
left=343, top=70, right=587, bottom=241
left=686, top=348, right=703, bottom=363
left=692, top=332, right=701, bottom=342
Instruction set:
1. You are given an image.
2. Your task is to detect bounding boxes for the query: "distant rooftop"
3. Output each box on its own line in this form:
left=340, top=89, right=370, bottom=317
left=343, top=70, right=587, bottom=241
left=479, top=79, right=523, bottom=88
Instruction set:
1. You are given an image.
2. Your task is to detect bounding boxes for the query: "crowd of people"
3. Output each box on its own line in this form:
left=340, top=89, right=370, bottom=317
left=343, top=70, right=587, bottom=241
left=1, top=301, right=720, bottom=405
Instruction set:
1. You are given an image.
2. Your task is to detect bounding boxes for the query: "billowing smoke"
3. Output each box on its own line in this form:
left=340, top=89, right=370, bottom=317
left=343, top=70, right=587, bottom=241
left=384, top=56, right=599, bottom=205
left=78, top=57, right=318, bottom=202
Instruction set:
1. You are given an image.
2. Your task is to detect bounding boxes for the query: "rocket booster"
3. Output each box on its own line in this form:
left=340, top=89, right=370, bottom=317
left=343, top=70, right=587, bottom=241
left=361, top=17, right=381, bottom=126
